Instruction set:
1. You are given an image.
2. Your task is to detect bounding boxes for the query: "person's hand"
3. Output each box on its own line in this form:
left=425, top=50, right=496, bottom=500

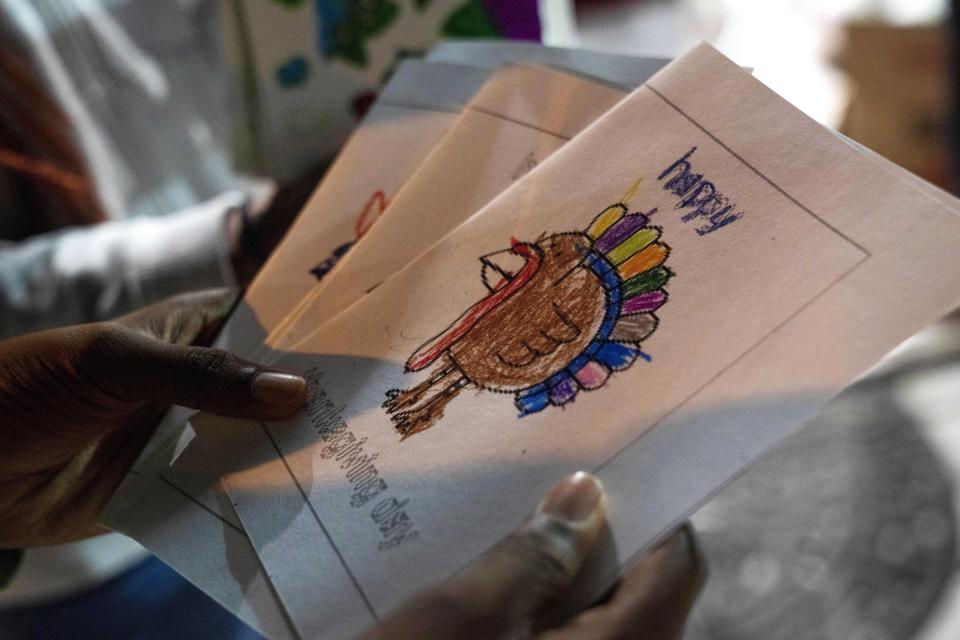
left=362, top=472, right=706, bottom=640
left=0, top=289, right=307, bottom=548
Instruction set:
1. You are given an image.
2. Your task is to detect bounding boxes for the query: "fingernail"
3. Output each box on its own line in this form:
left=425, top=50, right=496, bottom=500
left=252, top=372, right=307, bottom=407
left=538, top=471, right=603, bottom=522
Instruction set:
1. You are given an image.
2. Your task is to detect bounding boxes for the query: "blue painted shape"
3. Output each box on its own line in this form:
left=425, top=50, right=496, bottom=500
left=593, top=341, right=639, bottom=371
left=310, top=241, right=354, bottom=281
left=314, top=0, right=346, bottom=55
left=516, top=385, right=550, bottom=415
left=585, top=251, right=622, bottom=344
left=566, top=354, right=591, bottom=375
left=276, top=55, right=311, bottom=87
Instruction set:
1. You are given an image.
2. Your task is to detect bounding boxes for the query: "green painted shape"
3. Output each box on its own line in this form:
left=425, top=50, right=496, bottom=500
left=333, top=31, right=369, bottom=65
left=357, top=0, right=400, bottom=36
left=328, top=0, right=401, bottom=67
left=443, top=0, right=501, bottom=37
left=622, top=266, right=673, bottom=299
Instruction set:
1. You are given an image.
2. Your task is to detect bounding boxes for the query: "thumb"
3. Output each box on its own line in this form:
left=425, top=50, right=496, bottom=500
left=363, top=472, right=605, bottom=640
left=79, top=322, right=306, bottom=422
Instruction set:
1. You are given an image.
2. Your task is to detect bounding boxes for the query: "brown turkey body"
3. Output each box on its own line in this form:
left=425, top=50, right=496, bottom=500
left=448, top=233, right=608, bottom=391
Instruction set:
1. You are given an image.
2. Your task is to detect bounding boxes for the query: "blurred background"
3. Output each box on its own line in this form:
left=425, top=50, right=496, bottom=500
left=1, top=0, right=959, bottom=639
left=570, top=4, right=960, bottom=639
left=573, top=0, right=952, bottom=188
left=226, top=0, right=955, bottom=190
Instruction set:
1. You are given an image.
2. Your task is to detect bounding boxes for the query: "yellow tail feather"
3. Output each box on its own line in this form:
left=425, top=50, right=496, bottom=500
left=620, top=176, right=644, bottom=206
left=588, top=204, right=627, bottom=239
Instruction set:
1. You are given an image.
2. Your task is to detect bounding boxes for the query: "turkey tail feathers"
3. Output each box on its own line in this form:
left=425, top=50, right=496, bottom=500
left=594, top=213, right=651, bottom=253
left=400, top=195, right=677, bottom=429
left=618, top=242, right=670, bottom=280
left=574, top=362, right=610, bottom=390
left=512, top=200, right=675, bottom=417
left=611, top=313, right=658, bottom=343
left=587, top=203, right=628, bottom=238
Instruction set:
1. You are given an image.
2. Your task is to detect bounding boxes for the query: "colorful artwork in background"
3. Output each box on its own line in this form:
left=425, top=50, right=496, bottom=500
left=276, top=55, right=312, bottom=87
left=232, top=0, right=539, bottom=179
left=310, top=191, right=390, bottom=281
left=313, top=0, right=401, bottom=66
left=274, top=0, right=539, bottom=69
left=385, top=180, right=674, bottom=438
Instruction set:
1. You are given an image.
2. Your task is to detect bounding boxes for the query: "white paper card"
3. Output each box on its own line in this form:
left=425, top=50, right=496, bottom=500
left=211, top=44, right=960, bottom=638
left=100, top=60, right=491, bottom=638
left=275, top=63, right=630, bottom=348
left=102, top=46, right=674, bottom=637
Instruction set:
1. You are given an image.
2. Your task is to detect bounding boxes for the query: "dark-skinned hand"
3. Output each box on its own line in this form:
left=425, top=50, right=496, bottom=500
left=363, top=472, right=706, bottom=640
left=0, top=294, right=704, bottom=640
left=0, top=289, right=306, bottom=548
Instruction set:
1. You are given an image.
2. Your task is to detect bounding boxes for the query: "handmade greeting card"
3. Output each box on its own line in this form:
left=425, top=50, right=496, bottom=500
left=101, top=48, right=670, bottom=638
left=201, top=44, right=960, bottom=638
left=100, top=59, right=491, bottom=637
left=229, top=60, right=493, bottom=359
left=276, top=63, right=629, bottom=347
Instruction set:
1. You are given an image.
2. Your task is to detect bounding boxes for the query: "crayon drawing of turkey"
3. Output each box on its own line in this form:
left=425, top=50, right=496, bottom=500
left=384, top=181, right=674, bottom=439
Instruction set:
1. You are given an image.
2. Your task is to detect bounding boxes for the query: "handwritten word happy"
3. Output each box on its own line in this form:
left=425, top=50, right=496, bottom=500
left=658, top=147, right=743, bottom=236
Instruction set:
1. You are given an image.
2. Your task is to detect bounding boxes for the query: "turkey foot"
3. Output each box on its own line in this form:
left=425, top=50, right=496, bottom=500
left=384, top=360, right=461, bottom=413
left=386, top=374, right=470, bottom=439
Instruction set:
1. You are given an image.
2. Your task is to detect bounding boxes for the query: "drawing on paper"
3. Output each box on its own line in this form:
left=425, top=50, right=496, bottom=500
left=311, top=191, right=389, bottom=281
left=384, top=180, right=674, bottom=438
left=314, top=0, right=400, bottom=67
left=276, top=55, right=311, bottom=88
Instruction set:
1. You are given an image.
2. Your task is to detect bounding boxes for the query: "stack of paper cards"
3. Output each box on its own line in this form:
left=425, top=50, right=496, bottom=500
left=101, top=40, right=960, bottom=639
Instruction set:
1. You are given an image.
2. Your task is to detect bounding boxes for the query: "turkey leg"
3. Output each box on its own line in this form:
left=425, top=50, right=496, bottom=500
left=384, top=358, right=470, bottom=438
